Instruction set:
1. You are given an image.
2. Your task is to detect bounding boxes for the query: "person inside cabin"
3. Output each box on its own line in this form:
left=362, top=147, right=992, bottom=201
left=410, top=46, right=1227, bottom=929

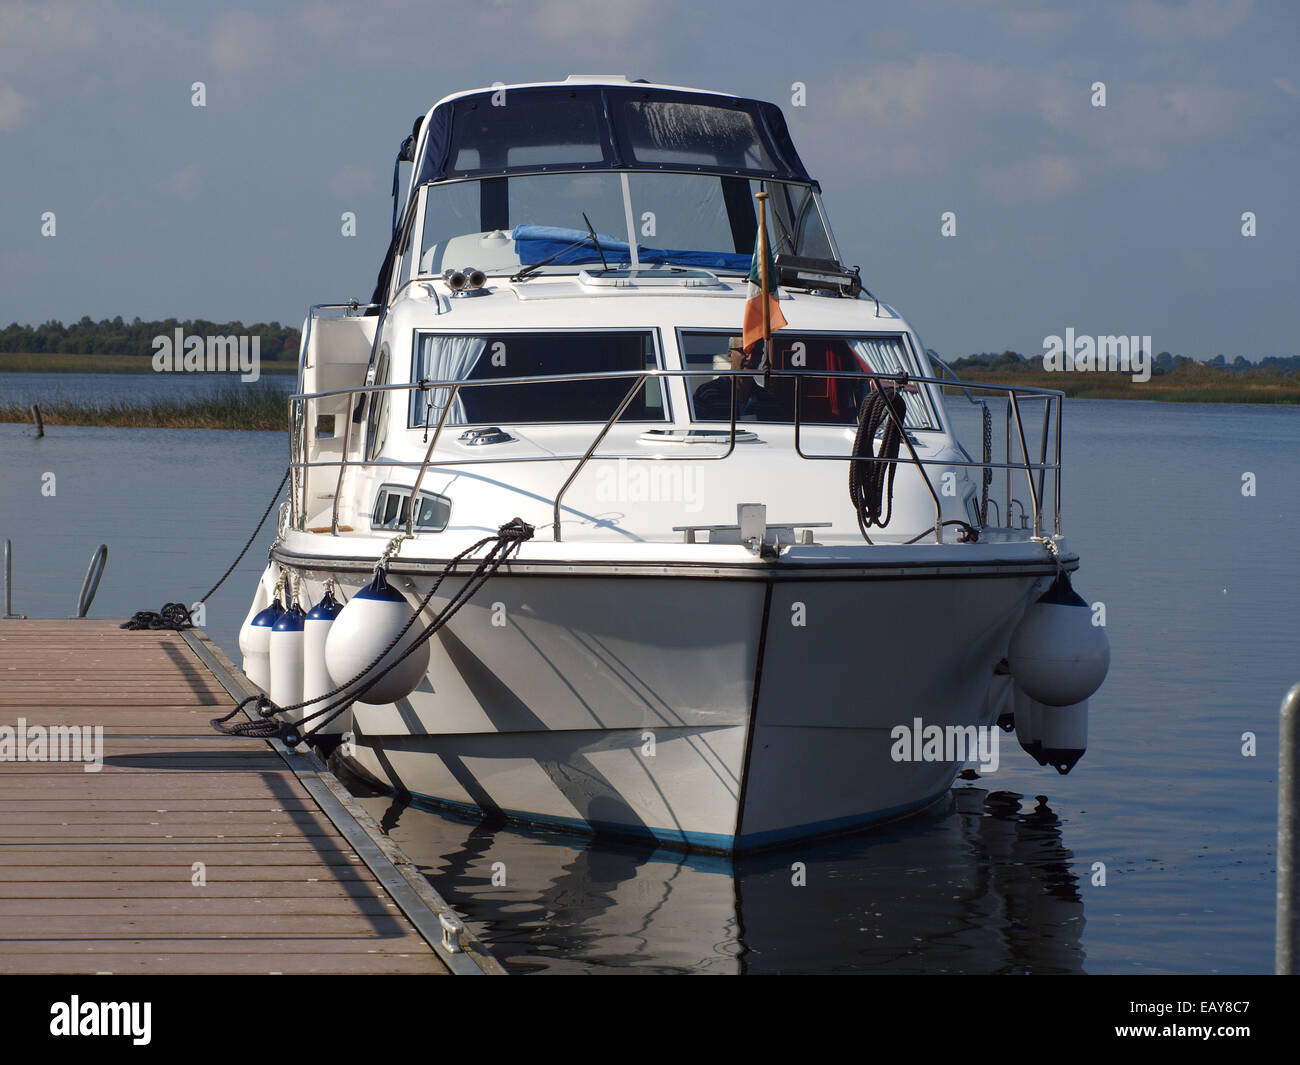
left=692, top=336, right=782, bottom=421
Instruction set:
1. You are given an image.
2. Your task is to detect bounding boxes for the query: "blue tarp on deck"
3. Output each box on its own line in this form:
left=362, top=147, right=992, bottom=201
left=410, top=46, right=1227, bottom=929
left=510, top=224, right=751, bottom=273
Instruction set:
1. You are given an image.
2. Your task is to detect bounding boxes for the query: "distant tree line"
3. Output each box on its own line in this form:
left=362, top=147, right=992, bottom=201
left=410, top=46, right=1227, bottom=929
left=0, top=318, right=301, bottom=360
left=951, top=350, right=1300, bottom=377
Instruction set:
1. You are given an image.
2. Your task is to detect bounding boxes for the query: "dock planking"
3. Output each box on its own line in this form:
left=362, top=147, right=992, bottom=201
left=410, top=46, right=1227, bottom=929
left=0, top=620, right=485, bottom=975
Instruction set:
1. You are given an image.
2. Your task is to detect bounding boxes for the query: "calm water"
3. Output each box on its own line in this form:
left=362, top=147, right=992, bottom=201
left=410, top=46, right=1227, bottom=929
left=1, top=395, right=1296, bottom=973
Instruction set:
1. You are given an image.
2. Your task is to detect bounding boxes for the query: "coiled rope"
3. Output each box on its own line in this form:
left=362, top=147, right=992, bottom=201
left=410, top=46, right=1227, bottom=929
left=120, top=468, right=290, bottom=631
left=211, top=517, right=534, bottom=746
left=848, top=378, right=908, bottom=537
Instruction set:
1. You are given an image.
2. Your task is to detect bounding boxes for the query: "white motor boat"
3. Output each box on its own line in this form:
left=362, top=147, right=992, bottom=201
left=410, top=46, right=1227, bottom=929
left=236, top=76, right=1109, bottom=853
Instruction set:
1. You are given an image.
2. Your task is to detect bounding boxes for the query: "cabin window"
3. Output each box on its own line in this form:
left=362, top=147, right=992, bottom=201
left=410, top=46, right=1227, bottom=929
left=371, top=485, right=451, bottom=532
left=680, top=331, right=937, bottom=430
left=409, top=330, right=665, bottom=427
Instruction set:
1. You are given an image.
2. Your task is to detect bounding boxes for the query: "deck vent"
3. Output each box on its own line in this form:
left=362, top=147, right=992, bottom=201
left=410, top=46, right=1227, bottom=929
left=459, top=427, right=516, bottom=446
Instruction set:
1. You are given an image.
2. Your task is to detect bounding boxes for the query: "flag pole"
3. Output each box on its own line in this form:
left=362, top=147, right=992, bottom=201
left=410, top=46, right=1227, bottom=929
left=756, top=190, right=771, bottom=386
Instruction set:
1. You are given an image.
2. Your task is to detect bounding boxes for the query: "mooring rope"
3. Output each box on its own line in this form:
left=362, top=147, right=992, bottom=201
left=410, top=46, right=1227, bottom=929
left=211, top=518, right=534, bottom=745
left=980, top=401, right=993, bottom=526
left=120, top=467, right=291, bottom=631
left=848, top=377, right=980, bottom=545
left=848, top=378, right=908, bottom=537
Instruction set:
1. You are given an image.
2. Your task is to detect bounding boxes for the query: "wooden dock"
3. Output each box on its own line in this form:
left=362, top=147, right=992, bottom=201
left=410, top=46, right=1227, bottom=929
left=0, top=619, right=500, bottom=975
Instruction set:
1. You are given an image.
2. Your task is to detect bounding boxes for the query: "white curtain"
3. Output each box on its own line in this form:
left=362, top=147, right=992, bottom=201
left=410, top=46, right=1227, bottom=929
left=412, top=335, right=487, bottom=425
left=850, top=338, right=930, bottom=428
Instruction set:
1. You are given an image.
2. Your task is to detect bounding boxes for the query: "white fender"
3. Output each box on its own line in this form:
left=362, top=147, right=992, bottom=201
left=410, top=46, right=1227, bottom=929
left=1008, top=573, right=1109, bottom=706
left=238, top=578, right=270, bottom=656
left=269, top=602, right=306, bottom=713
left=241, top=593, right=284, bottom=693
left=1037, top=699, right=1089, bottom=775
left=1013, top=684, right=1043, bottom=765
left=325, top=570, right=430, bottom=705
left=303, top=590, right=348, bottom=735
left=986, top=669, right=1016, bottom=730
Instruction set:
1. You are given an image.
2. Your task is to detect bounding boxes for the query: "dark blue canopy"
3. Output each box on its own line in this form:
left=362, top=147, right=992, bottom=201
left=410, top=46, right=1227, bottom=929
left=414, top=84, right=814, bottom=188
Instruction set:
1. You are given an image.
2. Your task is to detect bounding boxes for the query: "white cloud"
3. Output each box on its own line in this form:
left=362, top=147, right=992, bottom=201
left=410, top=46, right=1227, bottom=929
left=208, top=9, right=279, bottom=76
left=978, top=154, right=1080, bottom=204
left=0, top=1, right=183, bottom=86
left=1274, top=77, right=1300, bottom=100
left=1121, top=0, right=1255, bottom=40
left=799, top=51, right=1257, bottom=203
left=290, top=0, right=668, bottom=68
left=0, top=85, right=31, bottom=131
left=1001, top=8, right=1078, bottom=37
left=327, top=165, right=376, bottom=199
left=526, top=0, right=660, bottom=44
left=158, top=164, right=201, bottom=202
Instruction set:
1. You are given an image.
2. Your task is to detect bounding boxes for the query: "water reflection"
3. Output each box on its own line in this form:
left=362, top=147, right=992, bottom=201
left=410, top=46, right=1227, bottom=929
left=352, top=783, right=1085, bottom=974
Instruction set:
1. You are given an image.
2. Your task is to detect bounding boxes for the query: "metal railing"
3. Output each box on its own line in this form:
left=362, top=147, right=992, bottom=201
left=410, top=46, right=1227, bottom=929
left=284, top=367, right=1064, bottom=545
left=2, top=540, right=24, bottom=619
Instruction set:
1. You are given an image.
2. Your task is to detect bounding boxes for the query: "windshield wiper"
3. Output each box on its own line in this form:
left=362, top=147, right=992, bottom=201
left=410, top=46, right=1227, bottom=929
left=509, top=215, right=612, bottom=282
left=583, top=212, right=609, bottom=272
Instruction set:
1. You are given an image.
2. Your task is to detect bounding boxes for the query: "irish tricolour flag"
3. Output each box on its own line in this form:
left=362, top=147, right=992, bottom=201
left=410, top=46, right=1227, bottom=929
left=741, top=233, right=788, bottom=353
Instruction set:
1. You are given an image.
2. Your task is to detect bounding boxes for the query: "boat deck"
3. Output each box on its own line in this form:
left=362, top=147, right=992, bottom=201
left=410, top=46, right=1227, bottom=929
left=0, top=619, right=498, bottom=975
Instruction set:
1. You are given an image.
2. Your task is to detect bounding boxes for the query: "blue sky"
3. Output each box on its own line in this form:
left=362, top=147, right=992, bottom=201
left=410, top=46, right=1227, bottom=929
left=1, top=0, right=1296, bottom=361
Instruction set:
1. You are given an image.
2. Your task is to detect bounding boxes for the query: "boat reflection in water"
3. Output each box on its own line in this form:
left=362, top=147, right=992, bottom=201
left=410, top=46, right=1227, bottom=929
left=351, top=782, right=1085, bottom=974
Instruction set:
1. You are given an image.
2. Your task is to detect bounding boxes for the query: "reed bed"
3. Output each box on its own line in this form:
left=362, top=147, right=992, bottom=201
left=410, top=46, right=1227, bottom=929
left=0, top=352, right=296, bottom=374
left=0, top=384, right=289, bottom=430
left=941, top=372, right=1300, bottom=404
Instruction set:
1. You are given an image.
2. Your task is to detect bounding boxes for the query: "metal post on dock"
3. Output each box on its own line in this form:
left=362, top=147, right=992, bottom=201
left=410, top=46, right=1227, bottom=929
left=75, top=544, right=109, bottom=618
left=2, top=540, right=26, bottom=619
left=1279, top=682, right=1300, bottom=974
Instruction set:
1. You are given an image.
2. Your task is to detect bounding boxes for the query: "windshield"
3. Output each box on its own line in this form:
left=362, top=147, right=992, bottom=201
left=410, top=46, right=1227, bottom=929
left=415, top=172, right=834, bottom=277
left=680, top=331, right=937, bottom=430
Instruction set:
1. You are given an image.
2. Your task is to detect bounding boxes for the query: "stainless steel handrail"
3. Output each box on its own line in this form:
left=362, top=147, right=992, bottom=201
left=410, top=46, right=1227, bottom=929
left=287, top=367, right=1064, bottom=543
left=289, top=367, right=1068, bottom=404
left=407, top=382, right=460, bottom=536
left=1007, top=391, right=1040, bottom=537
left=790, top=375, right=946, bottom=543
left=330, top=409, right=354, bottom=535
left=553, top=375, right=649, bottom=540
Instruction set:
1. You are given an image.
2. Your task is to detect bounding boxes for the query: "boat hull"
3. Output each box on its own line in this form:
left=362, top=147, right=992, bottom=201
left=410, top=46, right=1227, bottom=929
left=283, top=559, right=1049, bottom=853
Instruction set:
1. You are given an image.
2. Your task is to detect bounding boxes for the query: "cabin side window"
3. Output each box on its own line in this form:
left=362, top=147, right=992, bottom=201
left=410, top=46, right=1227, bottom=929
left=408, top=330, right=665, bottom=427
left=680, top=331, right=937, bottom=429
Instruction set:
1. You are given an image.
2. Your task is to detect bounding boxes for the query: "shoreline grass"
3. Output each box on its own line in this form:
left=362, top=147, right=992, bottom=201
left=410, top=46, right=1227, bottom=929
left=0, top=352, right=297, bottom=374
left=3, top=369, right=1296, bottom=432
left=939, top=371, right=1300, bottom=404
left=0, top=385, right=288, bottom=430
